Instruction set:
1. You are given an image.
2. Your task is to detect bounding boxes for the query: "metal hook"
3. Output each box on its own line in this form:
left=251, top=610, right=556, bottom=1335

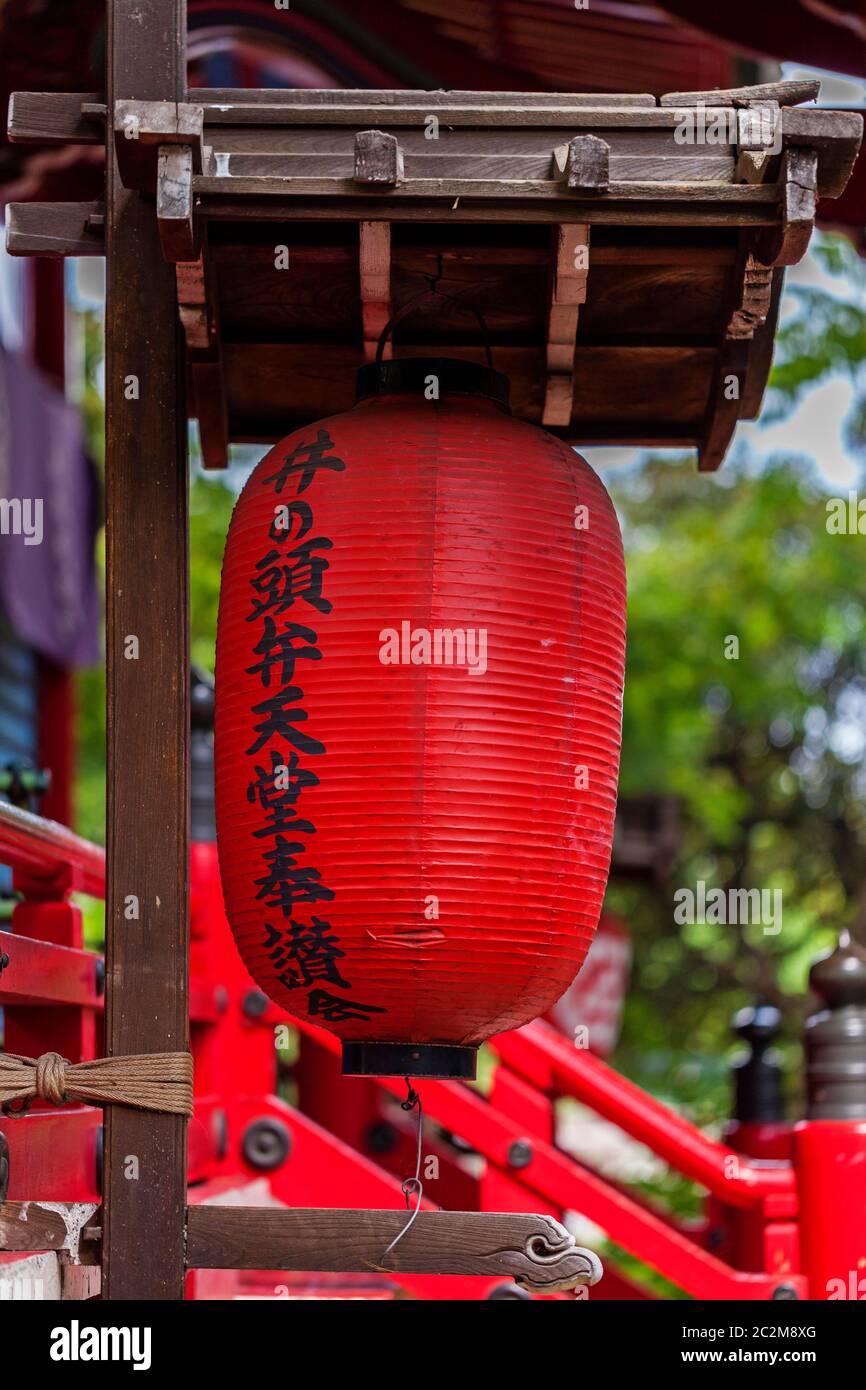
left=382, top=1077, right=424, bottom=1261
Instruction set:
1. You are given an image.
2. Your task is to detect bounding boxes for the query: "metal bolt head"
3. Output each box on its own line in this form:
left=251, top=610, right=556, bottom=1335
left=772, top=1283, right=799, bottom=1300
left=242, top=1117, right=291, bottom=1171
left=507, top=1138, right=533, bottom=1169
left=242, top=989, right=269, bottom=1019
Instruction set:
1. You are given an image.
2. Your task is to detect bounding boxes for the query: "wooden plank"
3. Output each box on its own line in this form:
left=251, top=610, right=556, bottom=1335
left=200, top=88, right=659, bottom=109
left=224, top=342, right=713, bottom=436
left=7, top=91, right=103, bottom=144
left=0, top=1202, right=99, bottom=1260
left=198, top=104, right=719, bottom=128
left=221, top=151, right=735, bottom=183
left=205, top=126, right=740, bottom=158
left=185, top=1207, right=601, bottom=1292
left=195, top=175, right=776, bottom=202
left=103, top=0, right=190, bottom=1303
left=231, top=418, right=702, bottom=450
left=201, top=198, right=777, bottom=227
left=781, top=107, right=863, bottom=149
left=359, top=221, right=392, bottom=362
left=660, top=80, right=821, bottom=108
left=214, top=238, right=739, bottom=269
left=5, top=202, right=104, bottom=258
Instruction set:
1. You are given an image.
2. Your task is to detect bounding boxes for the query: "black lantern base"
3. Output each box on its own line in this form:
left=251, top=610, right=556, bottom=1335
left=341, top=1041, right=478, bottom=1080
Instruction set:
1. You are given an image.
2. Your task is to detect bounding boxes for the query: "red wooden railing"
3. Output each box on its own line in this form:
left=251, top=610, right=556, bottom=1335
left=0, top=798, right=843, bottom=1301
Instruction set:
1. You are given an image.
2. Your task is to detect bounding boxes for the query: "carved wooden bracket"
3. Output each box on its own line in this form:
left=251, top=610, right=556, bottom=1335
left=184, top=1206, right=604, bottom=1295
left=727, top=254, right=774, bottom=339
left=1, top=1201, right=603, bottom=1295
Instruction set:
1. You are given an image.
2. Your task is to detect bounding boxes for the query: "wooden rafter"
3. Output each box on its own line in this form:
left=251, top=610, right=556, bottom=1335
left=359, top=221, right=392, bottom=362
left=176, top=250, right=229, bottom=470
left=542, top=224, right=589, bottom=428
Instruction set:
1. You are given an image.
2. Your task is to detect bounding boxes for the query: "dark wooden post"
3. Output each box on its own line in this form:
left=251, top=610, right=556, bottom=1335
left=103, top=0, right=190, bottom=1300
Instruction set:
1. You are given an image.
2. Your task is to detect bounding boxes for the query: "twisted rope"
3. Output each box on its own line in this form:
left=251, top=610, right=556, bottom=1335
left=0, top=1051, right=193, bottom=1117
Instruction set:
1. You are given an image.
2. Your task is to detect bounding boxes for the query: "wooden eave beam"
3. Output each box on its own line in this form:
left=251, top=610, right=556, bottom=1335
left=9, top=89, right=859, bottom=205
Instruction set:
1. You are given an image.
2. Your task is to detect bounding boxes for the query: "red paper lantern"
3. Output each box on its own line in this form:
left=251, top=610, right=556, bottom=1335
left=215, top=359, right=626, bottom=1078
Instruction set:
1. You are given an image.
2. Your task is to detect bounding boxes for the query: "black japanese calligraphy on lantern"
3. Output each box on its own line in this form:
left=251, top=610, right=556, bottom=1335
left=242, top=428, right=386, bottom=1026
left=261, top=428, right=347, bottom=495
left=249, top=537, right=335, bottom=621
left=246, top=617, right=321, bottom=689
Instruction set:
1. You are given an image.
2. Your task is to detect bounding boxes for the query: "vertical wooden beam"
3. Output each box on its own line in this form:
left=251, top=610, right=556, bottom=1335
left=103, top=0, right=190, bottom=1301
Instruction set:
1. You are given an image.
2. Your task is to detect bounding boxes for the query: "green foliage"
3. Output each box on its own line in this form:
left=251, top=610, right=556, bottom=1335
left=765, top=232, right=866, bottom=435
left=601, top=235, right=866, bottom=1118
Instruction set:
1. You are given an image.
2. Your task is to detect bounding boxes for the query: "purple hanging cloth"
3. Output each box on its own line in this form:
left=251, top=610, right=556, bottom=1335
left=0, top=345, right=100, bottom=667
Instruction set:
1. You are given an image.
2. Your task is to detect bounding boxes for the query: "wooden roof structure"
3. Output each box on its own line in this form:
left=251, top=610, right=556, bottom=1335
left=6, top=80, right=862, bottom=472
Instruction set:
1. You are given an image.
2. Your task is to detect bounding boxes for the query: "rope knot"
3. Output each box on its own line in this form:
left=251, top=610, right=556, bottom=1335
left=0, top=1049, right=194, bottom=1116
left=35, top=1052, right=68, bottom=1106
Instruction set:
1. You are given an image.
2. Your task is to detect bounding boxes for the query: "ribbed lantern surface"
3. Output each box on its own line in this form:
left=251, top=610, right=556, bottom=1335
left=215, top=361, right=626, bottom=1078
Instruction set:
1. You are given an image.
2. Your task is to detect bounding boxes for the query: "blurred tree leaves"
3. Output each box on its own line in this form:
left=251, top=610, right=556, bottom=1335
left=608, top=238, right=866, bottom=1108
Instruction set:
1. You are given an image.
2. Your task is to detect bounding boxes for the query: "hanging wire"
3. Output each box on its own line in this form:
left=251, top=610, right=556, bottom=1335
left=382, top=1077, right=424, bottom=1261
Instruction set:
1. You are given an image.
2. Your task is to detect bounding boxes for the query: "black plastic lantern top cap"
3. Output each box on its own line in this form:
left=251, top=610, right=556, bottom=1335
left=356, top=356, right=511, bottom=411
